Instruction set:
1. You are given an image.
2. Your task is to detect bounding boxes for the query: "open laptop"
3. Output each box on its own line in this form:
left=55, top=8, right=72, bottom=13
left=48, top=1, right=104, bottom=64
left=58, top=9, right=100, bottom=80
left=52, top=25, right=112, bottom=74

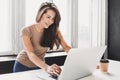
left=53, top=46, right=106, bottom=80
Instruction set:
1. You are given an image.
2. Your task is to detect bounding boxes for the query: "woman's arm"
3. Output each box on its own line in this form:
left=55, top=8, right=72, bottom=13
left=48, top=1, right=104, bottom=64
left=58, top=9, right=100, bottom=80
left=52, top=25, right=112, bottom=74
left=22, top=36, right=49, bottom=71
left=22, top=36, right=61, bottom=76
left=58, top=30, right=72, bottom=53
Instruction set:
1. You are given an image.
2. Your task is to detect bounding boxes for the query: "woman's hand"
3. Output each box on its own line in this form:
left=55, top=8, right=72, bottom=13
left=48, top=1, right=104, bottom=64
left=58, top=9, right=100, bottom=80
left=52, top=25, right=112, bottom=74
left=65, top=46, right=72, bottom=53
left=46, top=64, right=62, bottom=76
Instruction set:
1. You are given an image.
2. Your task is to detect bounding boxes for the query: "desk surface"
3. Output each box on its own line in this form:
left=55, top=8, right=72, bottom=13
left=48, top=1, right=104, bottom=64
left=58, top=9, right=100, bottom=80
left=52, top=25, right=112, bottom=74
left=0, top=60, right=120, bottom=80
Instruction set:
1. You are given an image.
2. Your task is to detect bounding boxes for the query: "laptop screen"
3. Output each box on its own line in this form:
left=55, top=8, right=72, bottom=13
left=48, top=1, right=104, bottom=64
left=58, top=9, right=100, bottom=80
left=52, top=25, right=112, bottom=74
left=58, top=46, right=106, bottom=80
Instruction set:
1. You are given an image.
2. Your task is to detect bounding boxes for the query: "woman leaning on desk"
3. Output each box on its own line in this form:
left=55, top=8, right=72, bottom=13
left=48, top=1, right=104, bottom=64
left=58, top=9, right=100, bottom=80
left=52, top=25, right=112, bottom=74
left=13, top=2, right=71, bottom=76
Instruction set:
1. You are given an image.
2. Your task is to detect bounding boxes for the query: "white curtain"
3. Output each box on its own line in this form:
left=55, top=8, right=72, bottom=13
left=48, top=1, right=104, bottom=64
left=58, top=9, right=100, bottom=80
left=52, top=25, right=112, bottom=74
left=0, top=0, right=12, bottom=55
left=0, top=0, right=107, bottom=55
left=78, top=0, right=107, bottom=48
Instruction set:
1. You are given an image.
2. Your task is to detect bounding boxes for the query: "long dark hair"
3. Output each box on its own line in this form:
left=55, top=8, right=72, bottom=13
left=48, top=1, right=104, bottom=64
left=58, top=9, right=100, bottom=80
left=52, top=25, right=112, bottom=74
left=36, top=2, right=61, bottom=50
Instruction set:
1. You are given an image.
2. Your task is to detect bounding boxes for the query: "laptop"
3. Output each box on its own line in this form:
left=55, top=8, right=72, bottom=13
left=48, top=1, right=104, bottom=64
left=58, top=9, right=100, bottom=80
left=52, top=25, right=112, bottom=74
left=53, top=46, right=106, bottom=80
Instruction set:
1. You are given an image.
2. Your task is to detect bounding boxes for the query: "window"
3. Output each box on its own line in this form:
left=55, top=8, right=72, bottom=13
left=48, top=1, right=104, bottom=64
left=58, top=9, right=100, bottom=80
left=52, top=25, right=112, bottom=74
left=0, top=0, right=12, bottom=55
left=53, top=0, right=71, bottom=44
left=78, top=0, right=107, bottom=48
left=25, top=0, right=48, bottom=26
left=0, top=0, right=107, bottom=55
left=78, top=0, right=91, bottom=47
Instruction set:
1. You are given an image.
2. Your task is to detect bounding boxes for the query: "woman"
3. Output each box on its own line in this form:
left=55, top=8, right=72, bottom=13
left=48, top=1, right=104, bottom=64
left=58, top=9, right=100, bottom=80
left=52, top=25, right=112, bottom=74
left=13, top=2, right=71, bottom=76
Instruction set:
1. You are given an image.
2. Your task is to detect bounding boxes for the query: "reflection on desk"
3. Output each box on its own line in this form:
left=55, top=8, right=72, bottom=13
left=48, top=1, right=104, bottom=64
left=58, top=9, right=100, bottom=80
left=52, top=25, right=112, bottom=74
left=0, top=60, right=120, bottom=80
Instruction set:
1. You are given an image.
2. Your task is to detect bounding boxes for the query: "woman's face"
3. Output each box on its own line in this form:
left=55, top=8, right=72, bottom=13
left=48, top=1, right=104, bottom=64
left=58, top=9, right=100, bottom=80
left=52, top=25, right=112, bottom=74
left=40, top=9, right=56, bottom=29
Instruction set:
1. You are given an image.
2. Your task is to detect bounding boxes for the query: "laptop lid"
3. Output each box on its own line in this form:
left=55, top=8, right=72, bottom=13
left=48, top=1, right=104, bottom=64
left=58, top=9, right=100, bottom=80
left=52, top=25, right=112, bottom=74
left=58, top=46, right=106, bottom=80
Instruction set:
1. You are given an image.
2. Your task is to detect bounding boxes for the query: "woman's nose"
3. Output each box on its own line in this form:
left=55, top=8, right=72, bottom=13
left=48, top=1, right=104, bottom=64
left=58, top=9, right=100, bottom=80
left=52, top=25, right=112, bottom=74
left=49, top=19, right=54, bottom=24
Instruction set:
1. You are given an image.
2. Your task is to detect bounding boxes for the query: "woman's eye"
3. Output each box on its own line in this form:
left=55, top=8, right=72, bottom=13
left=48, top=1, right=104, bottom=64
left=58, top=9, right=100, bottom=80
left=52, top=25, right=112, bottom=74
left=47, top=16, right=50, bottom=18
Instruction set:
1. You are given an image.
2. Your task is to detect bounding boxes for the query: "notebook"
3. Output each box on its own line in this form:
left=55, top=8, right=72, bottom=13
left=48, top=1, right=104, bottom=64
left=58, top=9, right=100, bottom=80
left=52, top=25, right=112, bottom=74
left=55, top=46, right=106, bottom=80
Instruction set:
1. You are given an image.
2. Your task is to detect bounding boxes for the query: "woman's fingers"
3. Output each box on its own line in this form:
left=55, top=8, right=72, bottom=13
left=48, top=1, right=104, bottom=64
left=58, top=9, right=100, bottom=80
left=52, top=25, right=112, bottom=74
left=52, top=64, right=61, bottom=74
left=52, top=70, right=59, bottom=76
left=52, top=64, right=62, bottom=70
left=47, top=64, right=62, bottom=76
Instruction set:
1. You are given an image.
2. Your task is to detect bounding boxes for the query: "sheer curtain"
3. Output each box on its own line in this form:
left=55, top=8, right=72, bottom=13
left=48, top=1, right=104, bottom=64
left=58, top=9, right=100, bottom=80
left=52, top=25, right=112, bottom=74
left=0, top=0, right=107, bottom=55
left=53, top=0, right=71, bottom=45
left=0, top=0, right=12, bottom=55
left=78, top=0, right=107, bottom=48
left=78, top=0, right=90, bottom=47
left=25, top=0, right=48, bottom=26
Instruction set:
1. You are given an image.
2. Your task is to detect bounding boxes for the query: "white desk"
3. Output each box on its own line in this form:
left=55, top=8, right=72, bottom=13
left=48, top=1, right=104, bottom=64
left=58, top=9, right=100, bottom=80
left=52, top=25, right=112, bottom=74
left=0, top=60, right=120, bottom=80
left=80, top=60, right=120, bottom=80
